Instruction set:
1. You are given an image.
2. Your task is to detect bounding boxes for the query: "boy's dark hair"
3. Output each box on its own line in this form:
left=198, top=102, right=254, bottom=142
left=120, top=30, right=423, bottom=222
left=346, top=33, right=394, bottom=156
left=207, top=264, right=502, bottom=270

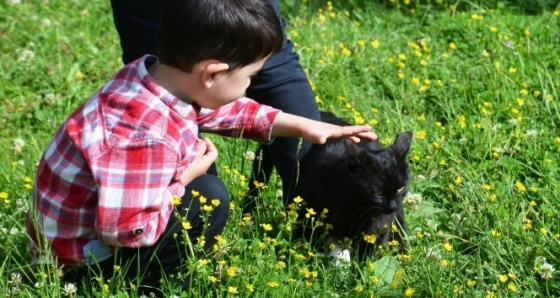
left=157, top=0, right=283, bottom=72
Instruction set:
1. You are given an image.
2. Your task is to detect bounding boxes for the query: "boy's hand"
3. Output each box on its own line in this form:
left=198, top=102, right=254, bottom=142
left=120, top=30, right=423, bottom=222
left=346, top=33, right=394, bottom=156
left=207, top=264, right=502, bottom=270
left=180, top=138, right=218, bottom=185
left=301, top=121, right=377, bottom=144
left=272, top=113, right=377, bottom=144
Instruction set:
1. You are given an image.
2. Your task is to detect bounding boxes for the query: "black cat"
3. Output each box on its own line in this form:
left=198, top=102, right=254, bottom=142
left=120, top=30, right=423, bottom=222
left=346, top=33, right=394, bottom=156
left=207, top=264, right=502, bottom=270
left=246, top=112, right=412, bottom=258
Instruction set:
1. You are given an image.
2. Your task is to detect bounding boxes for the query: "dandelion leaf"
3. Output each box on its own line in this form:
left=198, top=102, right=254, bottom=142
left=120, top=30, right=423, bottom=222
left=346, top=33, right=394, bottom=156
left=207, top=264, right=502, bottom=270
left=373, top=256, right=400, bottom=284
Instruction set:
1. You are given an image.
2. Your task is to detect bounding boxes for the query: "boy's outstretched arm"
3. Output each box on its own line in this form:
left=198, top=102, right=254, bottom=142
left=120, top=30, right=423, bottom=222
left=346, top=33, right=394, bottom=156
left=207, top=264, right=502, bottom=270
left=271, top=113, right=377, bottom=144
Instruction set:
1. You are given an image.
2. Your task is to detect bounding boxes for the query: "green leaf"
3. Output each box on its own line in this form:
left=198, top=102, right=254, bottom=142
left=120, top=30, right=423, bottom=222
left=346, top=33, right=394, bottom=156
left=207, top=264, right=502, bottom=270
left=373, top=256, right=400, bottom=284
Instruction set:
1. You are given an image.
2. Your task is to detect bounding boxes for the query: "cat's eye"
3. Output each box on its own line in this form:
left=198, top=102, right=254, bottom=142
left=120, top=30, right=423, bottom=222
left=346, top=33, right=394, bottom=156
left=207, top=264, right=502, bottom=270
left=375, top=190, right=384, bottom=196
left=397, top=186, right=405, bottom=193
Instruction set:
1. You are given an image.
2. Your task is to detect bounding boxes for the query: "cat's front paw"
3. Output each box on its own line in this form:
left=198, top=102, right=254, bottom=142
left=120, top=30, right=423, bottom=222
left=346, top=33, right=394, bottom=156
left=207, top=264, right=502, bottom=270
left=327, top=246, right=351, bottom=267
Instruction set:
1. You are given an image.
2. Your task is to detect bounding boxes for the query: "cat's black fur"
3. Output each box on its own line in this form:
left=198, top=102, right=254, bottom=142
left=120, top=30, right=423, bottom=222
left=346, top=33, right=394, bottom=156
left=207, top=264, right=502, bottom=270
left=246, top=112, right=412, bottom=256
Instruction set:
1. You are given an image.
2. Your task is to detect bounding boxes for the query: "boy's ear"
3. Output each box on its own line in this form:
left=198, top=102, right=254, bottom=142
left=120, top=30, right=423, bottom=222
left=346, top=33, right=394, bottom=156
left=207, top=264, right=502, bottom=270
left=200, top=61, right=230, bottom=89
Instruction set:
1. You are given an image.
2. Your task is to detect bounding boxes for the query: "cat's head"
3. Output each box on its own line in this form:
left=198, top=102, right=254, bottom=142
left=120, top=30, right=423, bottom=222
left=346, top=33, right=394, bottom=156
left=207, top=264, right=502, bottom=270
left=344, top=132, right=412, bottom=215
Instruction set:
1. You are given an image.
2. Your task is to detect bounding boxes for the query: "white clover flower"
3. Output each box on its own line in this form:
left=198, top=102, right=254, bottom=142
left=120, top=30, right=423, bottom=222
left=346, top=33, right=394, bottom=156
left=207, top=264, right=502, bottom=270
left=13, top=138, right=25, bottom=154
left=451, top=213, right=462, bottom=223
left=41, top=18, right=52, bottom=28
left=275, top=189, right=283, bottom=198
left=44, top=93, right=56, bottom=105
left=540, top=263, right=555, bottom=280
left=525, top=129, right=539, bottom=137
left=17, top=49, right=35, bottom=62
left=7, top=0, right=22, bottom=6
left=62, top=282, right=77, bottom=297
left=8, top=272, right=22, bottom=286
left=243, top=150, right=255, bottom=161
left=458, top=136, right=467, bottom=145
left=424, top=248, right=442, bottom=261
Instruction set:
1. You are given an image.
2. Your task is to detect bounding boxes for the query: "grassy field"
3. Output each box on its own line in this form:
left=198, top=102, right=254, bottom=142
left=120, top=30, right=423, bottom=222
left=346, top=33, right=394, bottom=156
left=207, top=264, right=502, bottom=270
left=1, top=0, right=559, bottom=297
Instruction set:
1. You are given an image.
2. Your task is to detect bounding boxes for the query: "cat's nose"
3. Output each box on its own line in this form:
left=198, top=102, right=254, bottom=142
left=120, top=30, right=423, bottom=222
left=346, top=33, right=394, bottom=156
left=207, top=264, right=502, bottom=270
left=387, top=201, right=399, bottom=213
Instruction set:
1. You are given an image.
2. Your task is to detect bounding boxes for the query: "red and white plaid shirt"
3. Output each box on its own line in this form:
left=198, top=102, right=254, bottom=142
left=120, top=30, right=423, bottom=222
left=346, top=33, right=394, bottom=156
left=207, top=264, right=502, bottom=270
left=26, top=55, right=280, bottom=266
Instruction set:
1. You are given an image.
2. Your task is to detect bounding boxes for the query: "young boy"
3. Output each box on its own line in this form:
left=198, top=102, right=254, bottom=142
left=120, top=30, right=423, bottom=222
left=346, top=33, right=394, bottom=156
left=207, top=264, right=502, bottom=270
left=26, top=0, right=376, bottom=294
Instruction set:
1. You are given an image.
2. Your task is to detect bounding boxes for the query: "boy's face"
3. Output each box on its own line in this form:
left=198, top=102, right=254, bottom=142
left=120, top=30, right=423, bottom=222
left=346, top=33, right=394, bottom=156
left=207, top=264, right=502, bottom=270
left=197, top=58, right=267, bottom=109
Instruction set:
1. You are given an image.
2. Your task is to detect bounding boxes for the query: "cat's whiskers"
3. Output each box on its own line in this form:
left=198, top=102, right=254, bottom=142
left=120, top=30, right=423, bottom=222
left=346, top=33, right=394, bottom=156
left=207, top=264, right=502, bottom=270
left=350, top=206, right=382, bottom=235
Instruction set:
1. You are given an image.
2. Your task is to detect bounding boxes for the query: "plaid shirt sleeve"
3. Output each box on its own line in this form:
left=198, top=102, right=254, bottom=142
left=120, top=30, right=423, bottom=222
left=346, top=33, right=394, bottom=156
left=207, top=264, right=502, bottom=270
left=197, top=97, right=280, bottom=141
left=90, top=132, right=184, bottom=248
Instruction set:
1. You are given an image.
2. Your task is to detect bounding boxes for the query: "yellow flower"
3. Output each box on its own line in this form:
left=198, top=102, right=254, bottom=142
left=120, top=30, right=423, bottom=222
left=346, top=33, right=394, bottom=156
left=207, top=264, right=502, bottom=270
left=449, top=42, right=458, bottom=50
left=355, top=284, right=364, bottom=293
left=416, top=130, right=426, bottom=139
left=211, top=199, right=221, bottom=207
left=515, top=181, right=526, bottom=192
left=371, top=39, right=380, bottom=48
left=499, top=274, right=508, bottom=283
left=267, top=281, right=279, bottom=288
left=191, top=190, right=200, bottom=197
left=471, top=14, right=483, bottom=20
left=404, top=288, right=415, bottom=297
left=203, top=205, right=214, bottom=212
left=182, top=221, right=192, bottom=230
left=467, top=280, right=477, bottom=287
left=227, top=287, right=238, bottom=294
left=508, top=282, right=517, bottom=292
left=227, top=265, right=238, bottom=277
left=199, top=259, right=209, bottom=265
left=455, top=176, right=463, bottom=185
left=208, top=276, right=218, bottom=283
left=261, top=223, right=273, bottom=232
left=305, top=208, right=316, bottom=218
left=443, top=243, right=453, bottom=252
left=215, top=234, right=226, bottom=245
left=246, top=284, right=254, bottom=292
left=172, top=196, right=182, bottom=206
left=363, top=234, right=377, bottom=244
left=0, top=192, right=8, bottom=199
left=293, top=196, right=303, bottom=203
left=75, top=71, right=84, bottom=80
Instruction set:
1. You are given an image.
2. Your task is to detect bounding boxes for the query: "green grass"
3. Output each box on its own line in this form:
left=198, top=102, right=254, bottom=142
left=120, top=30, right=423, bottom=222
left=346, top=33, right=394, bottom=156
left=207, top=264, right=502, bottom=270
left=1, top=0, right=559, bottom=297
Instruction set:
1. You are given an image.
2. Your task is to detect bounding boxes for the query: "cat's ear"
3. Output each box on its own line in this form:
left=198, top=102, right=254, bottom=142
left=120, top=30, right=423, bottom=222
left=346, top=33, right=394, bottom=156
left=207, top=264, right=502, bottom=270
left=389, top=132, right=413, bottom=160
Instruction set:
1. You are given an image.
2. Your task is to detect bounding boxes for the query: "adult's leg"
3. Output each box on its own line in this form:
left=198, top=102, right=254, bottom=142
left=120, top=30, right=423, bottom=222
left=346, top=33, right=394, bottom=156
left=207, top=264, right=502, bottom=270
left=110, top=0, right=161, bottom=64
left=246, top=0, right=321, bottom=203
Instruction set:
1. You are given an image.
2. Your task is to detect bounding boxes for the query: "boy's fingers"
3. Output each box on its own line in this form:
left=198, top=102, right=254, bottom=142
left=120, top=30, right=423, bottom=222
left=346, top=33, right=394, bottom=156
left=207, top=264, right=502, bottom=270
left=201, top=138, right=218, bottom=161
left=196, top=139, right=208, bottom=156
left=339, top=126, right=377, bottom=141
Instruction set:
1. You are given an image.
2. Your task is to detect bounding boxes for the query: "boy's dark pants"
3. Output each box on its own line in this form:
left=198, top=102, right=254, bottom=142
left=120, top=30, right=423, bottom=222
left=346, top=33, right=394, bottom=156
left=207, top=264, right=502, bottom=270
left=63, top=174, right=230, bottom=296
left=109, top=0, right=321, bottom=200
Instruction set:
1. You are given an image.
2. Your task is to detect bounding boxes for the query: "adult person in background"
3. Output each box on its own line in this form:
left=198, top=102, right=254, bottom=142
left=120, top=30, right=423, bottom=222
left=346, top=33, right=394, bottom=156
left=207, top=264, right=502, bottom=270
left=110, top=0, right=321, bottom=205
